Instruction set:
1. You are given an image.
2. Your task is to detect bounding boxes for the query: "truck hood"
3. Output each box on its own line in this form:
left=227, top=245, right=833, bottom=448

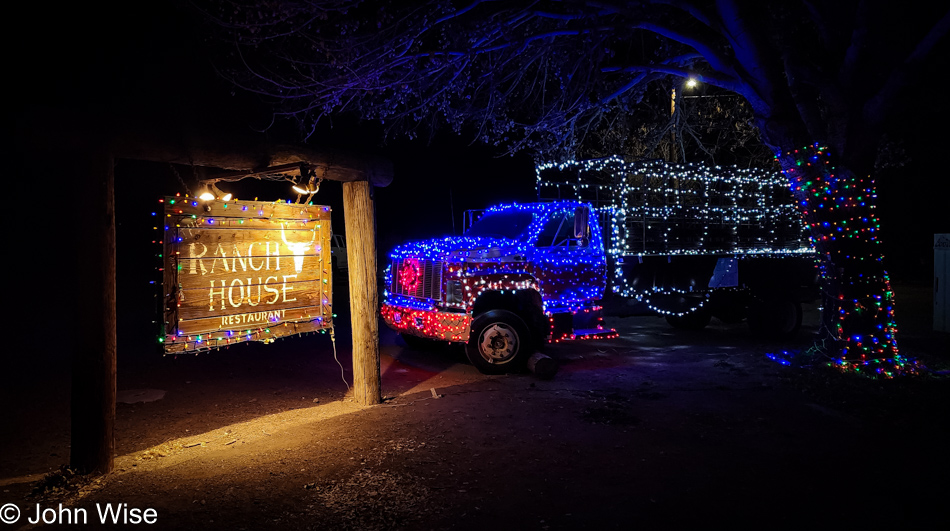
left=390, top=236, right=528, bottom=263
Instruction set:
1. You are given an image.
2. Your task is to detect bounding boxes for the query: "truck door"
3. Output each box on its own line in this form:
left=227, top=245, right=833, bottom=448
left=529, top=208, right=605, bottom=306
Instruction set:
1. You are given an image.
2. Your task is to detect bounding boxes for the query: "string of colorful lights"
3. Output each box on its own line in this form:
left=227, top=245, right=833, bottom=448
left=156, top=193, right=335, bottom=354
left=776, top=144, right=917, bottom=377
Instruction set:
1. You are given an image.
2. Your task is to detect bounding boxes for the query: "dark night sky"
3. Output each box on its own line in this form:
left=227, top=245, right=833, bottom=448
left=16, top=1, right=946, bottom=241
left=12, top=1, right=947, bottom=357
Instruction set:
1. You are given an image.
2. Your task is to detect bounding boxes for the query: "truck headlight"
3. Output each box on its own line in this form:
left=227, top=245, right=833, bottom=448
left=445, top=280, right=464, bottom=305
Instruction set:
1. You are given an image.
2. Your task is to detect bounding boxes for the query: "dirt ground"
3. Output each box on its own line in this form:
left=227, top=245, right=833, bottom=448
left=1, top=281, right=947, bottom=530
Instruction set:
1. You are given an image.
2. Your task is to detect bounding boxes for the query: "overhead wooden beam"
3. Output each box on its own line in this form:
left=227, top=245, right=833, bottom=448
left=114, top=140, right=393, bottom=187
left=19, top=105, right=394, bottom=186
left=110, top=113, right=393, bottom=186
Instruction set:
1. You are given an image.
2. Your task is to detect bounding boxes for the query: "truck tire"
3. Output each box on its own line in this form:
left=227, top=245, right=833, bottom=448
left=665, top=308, right=712, bottom=330
left=747, top=298, right=802, bottom=338
left=465, top=310, right=531, bottom=374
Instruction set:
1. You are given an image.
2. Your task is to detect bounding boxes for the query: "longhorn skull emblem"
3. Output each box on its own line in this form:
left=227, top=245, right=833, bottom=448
left=281, top=224, right=317, bottom=273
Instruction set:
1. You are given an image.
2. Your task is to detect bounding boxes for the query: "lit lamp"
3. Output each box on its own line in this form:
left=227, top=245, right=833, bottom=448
left=292, top=176, right=320, bottom=195
left=197, top=184, right=216, bottom=201
left=292, top=172, right=322, bottom=203
left=197, top=182, right=233, bottom=201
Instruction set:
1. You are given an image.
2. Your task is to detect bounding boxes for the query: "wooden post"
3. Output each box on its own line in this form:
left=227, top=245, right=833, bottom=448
left=343, top=180, right=381, bottom=405
left=70, top=150, right=117, bottom=474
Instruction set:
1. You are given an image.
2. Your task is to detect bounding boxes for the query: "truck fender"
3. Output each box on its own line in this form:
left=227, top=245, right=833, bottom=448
left=469, top=284, right=545, bottom=351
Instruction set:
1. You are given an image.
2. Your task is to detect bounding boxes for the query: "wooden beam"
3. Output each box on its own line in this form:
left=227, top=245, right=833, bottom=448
left=343, top=181, right=381, bottom=405
left=115, top=139, right=393, bottom=187
left=18, top=105, right=394, bottom=186
left=70, top=150, right=117, bottom=474
left=108, top=110, right=393, bottom=186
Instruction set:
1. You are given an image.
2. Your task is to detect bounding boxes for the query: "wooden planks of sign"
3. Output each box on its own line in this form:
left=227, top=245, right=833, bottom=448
left=161, top=196, right=333, bottom=354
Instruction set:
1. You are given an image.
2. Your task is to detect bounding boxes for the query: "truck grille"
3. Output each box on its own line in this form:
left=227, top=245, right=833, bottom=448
left=390, top=259, right=444, bottom=301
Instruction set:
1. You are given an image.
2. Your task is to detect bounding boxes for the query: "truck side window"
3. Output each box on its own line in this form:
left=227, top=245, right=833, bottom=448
left=536, top=212, right=580, bottom=247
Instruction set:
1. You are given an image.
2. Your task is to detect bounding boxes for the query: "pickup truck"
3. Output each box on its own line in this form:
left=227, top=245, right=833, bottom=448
left=381, top=200, right=616, bottom=374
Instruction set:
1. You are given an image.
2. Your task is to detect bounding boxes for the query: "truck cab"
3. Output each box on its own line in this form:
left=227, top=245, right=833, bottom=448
left=381, top=201, right=616, bottom=374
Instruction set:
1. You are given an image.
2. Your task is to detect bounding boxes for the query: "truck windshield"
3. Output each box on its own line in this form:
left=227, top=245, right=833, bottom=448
left=465, top=211, right=535, bottom=240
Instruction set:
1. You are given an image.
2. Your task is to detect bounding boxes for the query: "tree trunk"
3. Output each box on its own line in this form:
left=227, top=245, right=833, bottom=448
left=70, top=151, right=117, bottom=473
left=775, top=144, right=911, bottom=376
left=343, top=181, right=382, bottom=405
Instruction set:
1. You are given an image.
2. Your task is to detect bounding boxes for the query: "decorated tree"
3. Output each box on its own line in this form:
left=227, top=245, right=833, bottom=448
left=206, top=0, right=948, bottom=374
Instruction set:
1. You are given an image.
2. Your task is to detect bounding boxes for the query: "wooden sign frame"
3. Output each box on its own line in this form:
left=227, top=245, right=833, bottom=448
left=161, top=196, right=333, bottom=354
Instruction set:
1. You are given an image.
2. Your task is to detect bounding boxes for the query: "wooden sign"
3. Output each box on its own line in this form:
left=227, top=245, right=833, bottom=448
left=161, top=197, right=333, bottom=354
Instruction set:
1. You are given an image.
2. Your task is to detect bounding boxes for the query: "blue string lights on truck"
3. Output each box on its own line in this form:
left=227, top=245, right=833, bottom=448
left=381, top=200, right=617, bottom=373
left=384, top=201, right=609, bottom=314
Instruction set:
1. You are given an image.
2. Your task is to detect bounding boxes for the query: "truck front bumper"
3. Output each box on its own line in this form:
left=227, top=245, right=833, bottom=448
left=381, top=303, right=472, bottom=343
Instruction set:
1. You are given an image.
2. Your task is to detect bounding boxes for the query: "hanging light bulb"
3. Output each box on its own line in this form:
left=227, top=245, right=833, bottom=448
left=291, top=170, right=322, bottom=204
left=197, top=184, right=216, bottom=201
left=197, top=182, right=233, bottom=201
left=292, top=176, right=320, bottom=195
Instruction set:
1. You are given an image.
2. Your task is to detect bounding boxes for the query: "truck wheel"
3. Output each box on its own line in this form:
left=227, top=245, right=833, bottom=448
left=665, top=308, right=712, bottom=330
left=748, top=299, right=802, bottom=338
left=465, top=310, right=531, bottom=374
